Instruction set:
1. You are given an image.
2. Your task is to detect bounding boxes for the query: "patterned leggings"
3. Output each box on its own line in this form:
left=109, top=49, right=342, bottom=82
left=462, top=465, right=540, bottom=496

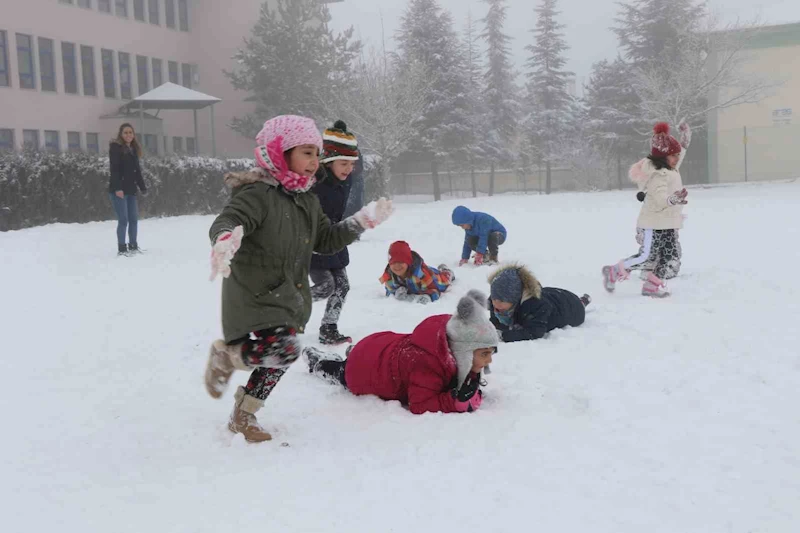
left=232, top=326, right=301, bottom=401
left=636, top=228, right=682, bottom=279
left=310, top=268, right=350, bottom=325
left=624, top=229, right=680, bottom=280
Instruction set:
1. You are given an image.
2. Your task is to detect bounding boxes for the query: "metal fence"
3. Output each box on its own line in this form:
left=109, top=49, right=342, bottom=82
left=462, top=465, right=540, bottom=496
left=714, top=123, right=800, bottom=183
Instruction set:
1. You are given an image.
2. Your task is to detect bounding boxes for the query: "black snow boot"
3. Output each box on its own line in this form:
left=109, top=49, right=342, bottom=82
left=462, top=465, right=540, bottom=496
left=319, top=324, right=352, bottom=346
left=117, top=244, right=129, bottom=256
left=580, top=294, right=592, bottom=307
left=128, top=243, right=143, bottom=254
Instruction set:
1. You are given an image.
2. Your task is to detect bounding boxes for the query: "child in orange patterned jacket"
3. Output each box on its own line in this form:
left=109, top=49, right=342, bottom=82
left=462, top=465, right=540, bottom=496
left=380, top=241, right=454, bottom=304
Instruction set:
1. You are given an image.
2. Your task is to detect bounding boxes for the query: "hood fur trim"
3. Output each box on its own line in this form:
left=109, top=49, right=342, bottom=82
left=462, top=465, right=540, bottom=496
left=223, top=167, right=279, bottom=189
left=488, top=263, right=542, bottom=302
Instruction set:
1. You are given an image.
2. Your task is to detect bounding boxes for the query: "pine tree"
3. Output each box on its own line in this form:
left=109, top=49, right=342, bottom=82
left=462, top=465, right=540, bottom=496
left=481, top=0, right=518, bottom=196
left=226, top=0, right=361, bottom=137
left=524, top=0, right=574, bottom=195
left=397, top=0, right=473, bottom=200
left=462, top=10, right=485, bottom=197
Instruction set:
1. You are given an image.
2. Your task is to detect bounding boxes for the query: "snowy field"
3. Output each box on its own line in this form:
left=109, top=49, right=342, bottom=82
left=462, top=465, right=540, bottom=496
left=2, top=181, right=799, bottom=532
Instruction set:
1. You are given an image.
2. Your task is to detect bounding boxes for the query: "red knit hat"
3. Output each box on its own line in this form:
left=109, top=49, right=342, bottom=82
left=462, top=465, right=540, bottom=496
left=651, top=122, right=682, bottom=158
left=388, top=241, right=413, bottom=265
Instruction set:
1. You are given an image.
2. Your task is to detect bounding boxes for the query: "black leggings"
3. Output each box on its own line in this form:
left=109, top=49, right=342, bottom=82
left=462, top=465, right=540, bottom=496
left=310, top=268, right=350, bottom=326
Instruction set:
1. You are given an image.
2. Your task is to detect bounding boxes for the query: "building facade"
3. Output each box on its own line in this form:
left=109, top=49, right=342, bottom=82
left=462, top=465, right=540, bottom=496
left=707, top=23, right=800, bottom=184
left=0, top=0, right=340, bottom=157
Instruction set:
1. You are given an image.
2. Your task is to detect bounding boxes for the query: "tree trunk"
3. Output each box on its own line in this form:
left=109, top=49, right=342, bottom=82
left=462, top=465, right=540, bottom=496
left=470, top=162, right=477, bottom=198
left=545, top=161, right=552, bottom=195
left=447, top=165, right=453, bottom=198
left=431, top=157, right=441, bottom=202
left=489, top=161, right=495, bottom=197
left=380, top=163, right=392, bottom=199
left=617, top=150, right=623, bottom=190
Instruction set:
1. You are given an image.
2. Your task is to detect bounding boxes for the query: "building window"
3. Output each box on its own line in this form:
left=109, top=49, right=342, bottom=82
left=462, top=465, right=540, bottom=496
left=86, top=132, right=99, bottom=153
left=144, top=133, right=158, bottom=155
left=16, top=34, right=36, bottom=89
left=78, top=0, right=92, bottom=8
left=68, top=131, right=82, bottom=152
left=101, top=49, right=115, bottom=98
left=181, top=63, right=192, bottom=88
left=118, top=52, right=131, bottom=99
left=165, top=0, right=176, bottom=28
left=62, top=42, right=78, bottom=94
left=168, top=60, right=178, bottom=83
left=98, top=0, right=111, bottom=13
left=186, top=136, right=195, bottom=154
left=38, top=37, right=56, bottom=92
left=0, top=129, right=14, bottom=152
left=178, top=0, right=189, bottom=31
left=172, top=136, right=182, bottom=153
left=115, top=0, right=128, bottom=17
left=23, top=129, right=40, bottom=150
left=80, top=45, right=97, bottom=96
left=44, top=131, right=61, bottom=152
left=136, top=55, right=149, bottom=95
left=0, top=31, right=9, bottom=87
left=133, top=0, right=144, bottom=21
left=151, top=58, right=162, bottom=87
left=148, top=0, right=160, bottom=25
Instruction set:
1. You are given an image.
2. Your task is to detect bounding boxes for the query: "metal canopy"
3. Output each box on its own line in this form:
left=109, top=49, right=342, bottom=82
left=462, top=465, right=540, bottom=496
left=119, top=83, right=222, bottom=156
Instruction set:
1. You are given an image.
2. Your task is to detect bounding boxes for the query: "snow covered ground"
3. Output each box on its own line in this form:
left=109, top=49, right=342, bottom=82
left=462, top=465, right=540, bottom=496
left=2, top=181, right=799, bottom=532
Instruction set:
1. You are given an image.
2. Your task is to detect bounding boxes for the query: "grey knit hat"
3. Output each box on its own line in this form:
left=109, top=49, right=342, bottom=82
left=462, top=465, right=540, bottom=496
left=490, top=268, right=523, bottom=304
left=446, top=290, right=500, bottom=390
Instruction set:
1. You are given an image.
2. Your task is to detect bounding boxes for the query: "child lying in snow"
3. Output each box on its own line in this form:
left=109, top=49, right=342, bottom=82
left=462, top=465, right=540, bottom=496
left=489, top=264, right=590, bottom=343
left=379, top=240, right=454, bottom=304
left=303, top=291, right=499, bottom=414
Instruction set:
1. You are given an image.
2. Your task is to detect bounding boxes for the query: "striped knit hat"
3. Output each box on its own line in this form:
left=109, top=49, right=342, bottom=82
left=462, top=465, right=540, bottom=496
left=321, top=120, right=359, bottom=164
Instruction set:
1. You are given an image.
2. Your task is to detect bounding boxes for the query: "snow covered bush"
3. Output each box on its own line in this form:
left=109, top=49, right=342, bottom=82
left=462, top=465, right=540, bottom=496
left=0, top=151, right=253, bottom=231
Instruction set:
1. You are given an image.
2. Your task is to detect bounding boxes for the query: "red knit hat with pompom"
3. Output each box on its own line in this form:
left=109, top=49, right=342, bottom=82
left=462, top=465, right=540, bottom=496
left=650, top=122, right=682, bottom=158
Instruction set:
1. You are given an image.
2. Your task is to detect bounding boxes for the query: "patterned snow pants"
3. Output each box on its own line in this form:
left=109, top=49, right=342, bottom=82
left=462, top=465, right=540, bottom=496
left=635, top=228, right=682, bottom=279
left=624, top=229, right=680, bottom=280
left=310, top=267, right=350, bottom=326
left=231, top=326, right=301, bottom=401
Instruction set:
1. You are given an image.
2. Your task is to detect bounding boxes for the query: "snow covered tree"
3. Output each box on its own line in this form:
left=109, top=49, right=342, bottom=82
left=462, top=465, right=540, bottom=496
left=524, top=0, right=575, bottom=195
left=462, top=9, right=485, bottom=197
left=226, top=0, right=361, bottom=137
left=332, top=49, right=431, bottom=199
left=584, top=57, right=642, bottom=188
left=396, top=0, right=473, bottom=201
left=481, top=0, right=518, bottom=196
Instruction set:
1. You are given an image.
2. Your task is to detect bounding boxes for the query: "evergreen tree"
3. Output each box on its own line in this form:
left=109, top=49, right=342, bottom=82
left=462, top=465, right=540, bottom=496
left=462, top=9, right=485, bottom=197
left=524, top=0, right=574, bottom=195
left=226, top=0, right=361, bottom=137
left=481, top=0, right=518, bottom=196
left=397, top=0, right=473, bottom=200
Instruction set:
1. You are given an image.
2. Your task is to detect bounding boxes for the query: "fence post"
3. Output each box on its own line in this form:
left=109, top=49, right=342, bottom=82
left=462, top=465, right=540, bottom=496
left=743, top=126, right=748, bottom=182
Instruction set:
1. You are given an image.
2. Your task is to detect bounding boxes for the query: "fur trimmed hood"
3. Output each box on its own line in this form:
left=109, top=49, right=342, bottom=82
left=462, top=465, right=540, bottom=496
left=489, top=263, right=542, bottom=303
left=223, top=167, right=279, bottom=189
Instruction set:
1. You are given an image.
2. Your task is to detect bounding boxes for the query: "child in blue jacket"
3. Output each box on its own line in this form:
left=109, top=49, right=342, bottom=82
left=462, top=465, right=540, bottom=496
left=451, top=206, right=507, bottom=266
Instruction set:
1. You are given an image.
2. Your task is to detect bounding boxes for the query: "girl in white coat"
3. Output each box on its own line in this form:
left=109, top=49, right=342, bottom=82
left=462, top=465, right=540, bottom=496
left=602, top=122, right=690, bottom=298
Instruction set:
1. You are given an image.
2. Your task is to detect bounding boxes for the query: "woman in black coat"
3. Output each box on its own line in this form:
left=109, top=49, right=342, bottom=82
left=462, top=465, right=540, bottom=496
left=109, top=123, right=147, bottom=256
left=488, top=264, right=591, bottom=342
left=310, top=121, right=359, bottom=345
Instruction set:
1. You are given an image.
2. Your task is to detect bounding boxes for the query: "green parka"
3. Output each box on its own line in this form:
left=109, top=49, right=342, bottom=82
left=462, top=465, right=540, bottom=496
left=209, top=168, right=361, bottom=342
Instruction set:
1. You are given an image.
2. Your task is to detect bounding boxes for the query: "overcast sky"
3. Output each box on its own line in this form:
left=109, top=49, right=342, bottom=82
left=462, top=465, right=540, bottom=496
left=328, top=0, right=800, bottom=85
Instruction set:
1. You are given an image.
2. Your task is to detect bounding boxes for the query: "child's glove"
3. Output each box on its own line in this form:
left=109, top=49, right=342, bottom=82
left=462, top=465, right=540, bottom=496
left=473, top=253, right=485, bottom=266
left=394, top=288, right=432, bottom=305
left=452, top=372, right=483, bottom=413
left=352, top=198, right=393, bottom=230
left=209, top=226, right=243, bottom=281
left=668, top=188, right=688, bottom=206
left=458, top=259, right=469, bottom=266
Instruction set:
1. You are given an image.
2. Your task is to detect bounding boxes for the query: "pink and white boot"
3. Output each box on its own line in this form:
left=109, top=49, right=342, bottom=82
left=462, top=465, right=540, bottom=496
left=642, top=272, right=670, bottom=298
left=602, top=262, right=629, bottom=293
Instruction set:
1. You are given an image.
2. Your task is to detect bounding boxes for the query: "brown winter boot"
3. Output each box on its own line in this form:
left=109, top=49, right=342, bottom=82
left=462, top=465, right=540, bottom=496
left=228, top=386, right=273, bottom=443
left=204, top=340, right=249, bottom=399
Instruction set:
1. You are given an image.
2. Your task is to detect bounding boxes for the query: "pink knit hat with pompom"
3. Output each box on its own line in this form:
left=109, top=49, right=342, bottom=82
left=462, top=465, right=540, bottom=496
left=253, top=115, right=323, bottom=192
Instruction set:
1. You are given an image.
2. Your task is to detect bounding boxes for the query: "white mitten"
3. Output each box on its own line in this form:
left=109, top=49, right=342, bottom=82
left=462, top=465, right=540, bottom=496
left=209, top=225, right=244, bottom=281
left=353, top=198, right=393, bottom=230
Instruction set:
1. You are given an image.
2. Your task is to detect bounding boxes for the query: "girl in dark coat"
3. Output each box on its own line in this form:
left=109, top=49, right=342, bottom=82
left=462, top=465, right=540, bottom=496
left=489, top=264, right=590, bottom=342
left=310, top=121, right=360, bottom=345
left=108, top=123, right=147, bottom=256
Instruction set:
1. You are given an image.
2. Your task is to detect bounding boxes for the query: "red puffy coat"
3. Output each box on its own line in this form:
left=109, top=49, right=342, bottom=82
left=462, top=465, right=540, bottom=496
left=344, top=315, right=462, bottom=414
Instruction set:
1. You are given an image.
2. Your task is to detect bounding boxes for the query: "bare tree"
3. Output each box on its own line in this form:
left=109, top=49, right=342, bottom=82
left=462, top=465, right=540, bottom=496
left=333, top=49, right=431, bottom=198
